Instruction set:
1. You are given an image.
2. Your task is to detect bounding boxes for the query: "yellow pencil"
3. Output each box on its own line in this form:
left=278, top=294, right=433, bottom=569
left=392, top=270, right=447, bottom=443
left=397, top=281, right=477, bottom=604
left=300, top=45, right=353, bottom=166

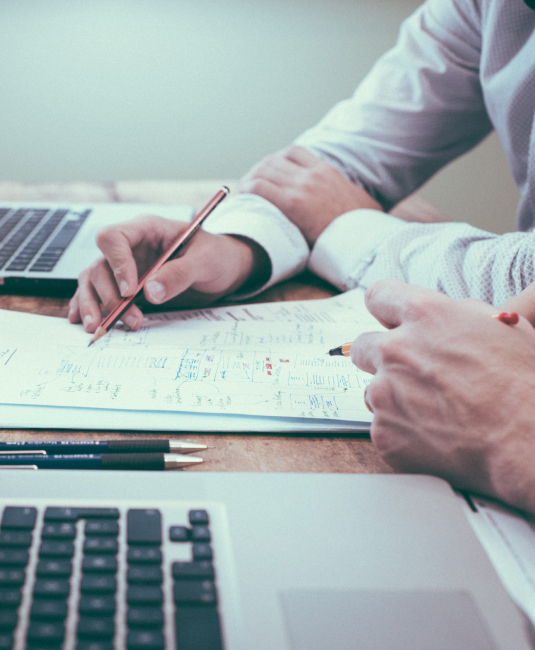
left=327, top=342, right=352, bottom=357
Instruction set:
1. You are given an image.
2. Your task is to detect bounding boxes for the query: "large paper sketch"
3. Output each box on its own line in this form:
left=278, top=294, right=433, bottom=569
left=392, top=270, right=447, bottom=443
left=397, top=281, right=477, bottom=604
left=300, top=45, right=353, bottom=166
left=1, top=290, right=379, bottom=422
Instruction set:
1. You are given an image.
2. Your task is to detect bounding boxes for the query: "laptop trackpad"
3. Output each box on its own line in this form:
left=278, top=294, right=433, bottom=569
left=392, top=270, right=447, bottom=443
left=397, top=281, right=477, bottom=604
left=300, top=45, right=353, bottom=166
left=280, top=590, right=498, bottom=650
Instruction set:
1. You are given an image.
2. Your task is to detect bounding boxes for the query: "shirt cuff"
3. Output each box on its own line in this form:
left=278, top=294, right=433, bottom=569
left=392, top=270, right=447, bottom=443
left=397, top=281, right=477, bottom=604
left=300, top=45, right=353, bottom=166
left=308, top=209, right=407, bottom=291
left=204, top=193, right=309, bottom=299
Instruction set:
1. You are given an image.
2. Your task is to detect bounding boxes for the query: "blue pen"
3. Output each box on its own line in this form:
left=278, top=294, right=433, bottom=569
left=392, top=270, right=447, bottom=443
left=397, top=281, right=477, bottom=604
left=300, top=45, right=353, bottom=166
left=0, top=453, right=203, bottom=470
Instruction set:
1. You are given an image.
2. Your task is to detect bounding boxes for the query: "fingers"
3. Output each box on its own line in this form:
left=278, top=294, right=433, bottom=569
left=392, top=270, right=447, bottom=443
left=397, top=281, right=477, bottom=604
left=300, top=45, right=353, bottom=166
left=364, top=279, right=451, bottom=329
left=238, top=153, right=303, bottom=205
left=71, top=216, right=186, bottom=332
left=350, top=331, right=388, bottom=375
left=69, top=260, right=144, bottom=332
left=95, top=218, right=161, bottom=297
left=144, top=258, right=189, bottom=305
left=283, top=144, right=321, bottom=168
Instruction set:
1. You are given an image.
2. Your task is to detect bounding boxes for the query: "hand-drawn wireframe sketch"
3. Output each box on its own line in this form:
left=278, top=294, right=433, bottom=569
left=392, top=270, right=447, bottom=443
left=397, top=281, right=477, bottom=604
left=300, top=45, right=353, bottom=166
left=1, top=289, right=379, bottom=422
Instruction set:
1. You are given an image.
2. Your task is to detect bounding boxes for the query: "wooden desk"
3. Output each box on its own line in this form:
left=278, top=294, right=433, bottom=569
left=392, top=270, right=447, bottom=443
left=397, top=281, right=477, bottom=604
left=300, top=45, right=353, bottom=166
left=0, top=180, right=440, bottom=476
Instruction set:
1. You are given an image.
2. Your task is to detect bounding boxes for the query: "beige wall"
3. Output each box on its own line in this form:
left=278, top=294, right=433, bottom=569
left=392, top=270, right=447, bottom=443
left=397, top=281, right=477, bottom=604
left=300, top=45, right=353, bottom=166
left=0, top=0, right=520, bottom=234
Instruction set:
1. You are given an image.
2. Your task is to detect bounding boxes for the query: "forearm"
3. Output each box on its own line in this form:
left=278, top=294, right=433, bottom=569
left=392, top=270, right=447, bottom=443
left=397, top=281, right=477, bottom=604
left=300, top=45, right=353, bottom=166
left=310, top=210, right=535, bottom=304
left=294, top=0, right=490, bottom=209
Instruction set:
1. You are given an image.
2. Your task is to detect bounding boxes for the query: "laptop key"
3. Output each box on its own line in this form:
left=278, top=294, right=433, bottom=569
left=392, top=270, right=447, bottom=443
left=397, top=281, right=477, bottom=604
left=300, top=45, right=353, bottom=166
left=0, top=568, right=25, bottom=585
left=76, top=641, right=114, bottom=650
left=79, top=594, right=116, bottom=616
left=84, top=538, right=118, bottom=554
left=126, top=629, right=165, bottom=650
left=127, top=606, right=164, bottom=627
left=173, top=580, right=217, bottom=605
left=175, top=606, right=223, bottom=650
left=44, top=507, right=119, bottom=522
left=169, top=526, right=189, bottom=542
left=126, top=585, right=163, bottom=605
left=43, top=507, right=79, bottom=522
left=0, top=632, right=12, bottom=650
left=41, top=522, right=76, bottom=539
left=85, top=520, right=119, bottom=537
left=127, top=510, right=161, bottom=545
left=191, top=526, right=211, bottom=542
left=77, top=617, right=115, bottom=639
left=127, top=566, right=163, bottom=584
left=82, top=556, right=118, bottom=573
left=0, top=609, right=17, bottom=630
left=36, top=559, right=72, bottom=577
left=188, top=510, right=209, bottom=525
left=192, top=543, right=212, bottom=561
left=0, top=549, right=29, bottom=566
left=80, top=575, right=117, bottom=594
left=39, top=541, right=74, bottom=558
left=172, top=561, right=215, bottom=580
left=1, top=506, right=37, bottom=530
left=0, top=531, right=32, bottom=547
left=127, top=547, right=162, bottom=564
left=30, top=599, right=68, bottom=620
left=26, top=621, right=65, bottom=644
left=33, top=578, right=70, bottom=598
left=78, top=508, right=119, bottom=519
left=0, top=587, right=22, bottom=606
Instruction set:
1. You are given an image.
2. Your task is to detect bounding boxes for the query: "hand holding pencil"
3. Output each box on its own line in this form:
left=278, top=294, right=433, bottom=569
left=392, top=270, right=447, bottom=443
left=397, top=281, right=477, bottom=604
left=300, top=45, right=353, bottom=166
left=88, top=187, right=229, bottom=345
left=68, top=187, right=271, bottom=337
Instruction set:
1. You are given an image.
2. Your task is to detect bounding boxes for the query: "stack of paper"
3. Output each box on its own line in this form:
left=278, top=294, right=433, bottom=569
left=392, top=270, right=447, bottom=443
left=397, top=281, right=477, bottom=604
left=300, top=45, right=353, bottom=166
left=1, top=289, right=379, bottom=432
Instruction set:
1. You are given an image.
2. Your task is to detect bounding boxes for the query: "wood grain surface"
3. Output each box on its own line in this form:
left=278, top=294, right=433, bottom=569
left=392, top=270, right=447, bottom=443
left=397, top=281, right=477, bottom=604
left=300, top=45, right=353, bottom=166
left=0, top=180, right=406, bottom=475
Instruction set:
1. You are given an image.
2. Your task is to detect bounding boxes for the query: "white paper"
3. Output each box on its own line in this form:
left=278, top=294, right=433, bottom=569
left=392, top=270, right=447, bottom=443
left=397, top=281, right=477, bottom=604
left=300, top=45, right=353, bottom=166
left=460, top=494, right=535, bottom=627
left=0, top=289, right=380, bottom=429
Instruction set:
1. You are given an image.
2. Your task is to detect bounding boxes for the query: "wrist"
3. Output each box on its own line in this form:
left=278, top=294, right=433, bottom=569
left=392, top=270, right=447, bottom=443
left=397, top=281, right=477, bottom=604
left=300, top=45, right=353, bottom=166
left=224, top=235, right=271, bottom=295
left=487, top=420, right=535, bottom=514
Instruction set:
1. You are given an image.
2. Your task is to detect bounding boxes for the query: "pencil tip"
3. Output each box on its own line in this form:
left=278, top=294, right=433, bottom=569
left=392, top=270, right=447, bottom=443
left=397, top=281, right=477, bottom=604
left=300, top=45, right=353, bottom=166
left=88, top=326, right=107, bottom=347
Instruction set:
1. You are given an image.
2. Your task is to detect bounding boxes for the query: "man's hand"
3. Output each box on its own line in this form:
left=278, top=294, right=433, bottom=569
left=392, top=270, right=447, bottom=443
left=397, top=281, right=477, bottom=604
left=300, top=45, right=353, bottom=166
left=350, top=279, right=535, bottom=514
left=237, top=145, right=382, bottom=247
left=68, top=215, right=269, bottom=333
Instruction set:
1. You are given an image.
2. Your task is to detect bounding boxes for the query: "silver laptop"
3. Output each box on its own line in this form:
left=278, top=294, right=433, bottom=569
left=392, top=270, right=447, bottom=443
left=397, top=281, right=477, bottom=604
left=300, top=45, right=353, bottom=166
left=0, top=470, right=531, bottom=649
left=0, top=202, right=193, bottom=295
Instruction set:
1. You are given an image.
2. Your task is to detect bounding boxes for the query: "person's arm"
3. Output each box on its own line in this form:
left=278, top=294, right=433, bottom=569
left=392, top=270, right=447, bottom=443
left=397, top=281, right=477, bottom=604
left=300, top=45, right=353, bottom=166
left=233, top=0, right=510, bottom=301
left=351, top=278, right=535, bottom=515
left=295, top=0, right=490, bottom=211
left=309, top=215, right=535, bottom=305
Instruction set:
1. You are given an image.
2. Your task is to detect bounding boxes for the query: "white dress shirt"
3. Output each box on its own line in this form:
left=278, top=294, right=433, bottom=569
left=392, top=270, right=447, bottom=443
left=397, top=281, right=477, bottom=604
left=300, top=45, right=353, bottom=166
left=207, top=0, right=535, bottom=305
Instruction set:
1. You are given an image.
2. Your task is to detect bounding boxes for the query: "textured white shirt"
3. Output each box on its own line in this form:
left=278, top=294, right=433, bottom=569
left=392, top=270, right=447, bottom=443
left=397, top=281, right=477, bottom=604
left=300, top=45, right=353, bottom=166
left=208, top=0, right=535, bottom=305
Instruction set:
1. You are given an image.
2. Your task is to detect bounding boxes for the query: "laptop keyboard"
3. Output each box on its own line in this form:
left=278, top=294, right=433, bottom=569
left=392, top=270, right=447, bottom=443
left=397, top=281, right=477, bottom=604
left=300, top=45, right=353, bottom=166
left=0, top=207, right=91, bottom=272
left=0, top=501, right=225, bottom=649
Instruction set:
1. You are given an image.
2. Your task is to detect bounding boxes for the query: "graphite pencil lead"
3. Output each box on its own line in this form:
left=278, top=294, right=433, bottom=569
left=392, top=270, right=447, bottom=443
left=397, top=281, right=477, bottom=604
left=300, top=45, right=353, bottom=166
left=88, top=326, right=107, bottom=347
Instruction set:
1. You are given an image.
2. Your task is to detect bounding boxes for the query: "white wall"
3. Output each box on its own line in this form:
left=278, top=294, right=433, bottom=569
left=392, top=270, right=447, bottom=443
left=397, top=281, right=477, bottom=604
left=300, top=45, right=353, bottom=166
left=0, top=0, right=520, bottom=234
